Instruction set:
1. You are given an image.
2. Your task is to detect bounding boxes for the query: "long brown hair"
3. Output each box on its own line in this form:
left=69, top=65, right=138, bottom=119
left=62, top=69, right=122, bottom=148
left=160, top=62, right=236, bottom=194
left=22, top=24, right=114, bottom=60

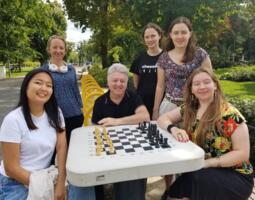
left=182, top=68, right=227, bottom=147
left=164, top=16, right=197, bottom=63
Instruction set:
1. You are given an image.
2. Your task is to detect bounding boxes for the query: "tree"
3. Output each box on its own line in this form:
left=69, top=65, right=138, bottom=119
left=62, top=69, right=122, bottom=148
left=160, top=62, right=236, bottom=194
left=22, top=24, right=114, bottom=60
left=63, top=0, right=128, bottom=68
left=0, top=0, right=37, bottom=64
left=64, top=0, right=255, bottom=67
left=0, top=0, right=67, bottom=66
left=29, top=1, right=67, bottom=65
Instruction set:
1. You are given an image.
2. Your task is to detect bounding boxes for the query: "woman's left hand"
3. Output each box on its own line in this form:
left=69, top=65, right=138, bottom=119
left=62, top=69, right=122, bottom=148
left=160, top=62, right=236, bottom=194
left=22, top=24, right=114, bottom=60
left=171, top=127, right=189, bottom=142
left=54, top=181, right=66, bottom=200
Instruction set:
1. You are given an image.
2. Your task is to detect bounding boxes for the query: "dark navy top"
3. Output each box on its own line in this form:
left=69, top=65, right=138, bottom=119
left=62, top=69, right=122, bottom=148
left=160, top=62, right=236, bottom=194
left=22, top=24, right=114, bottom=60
left=92, top=89, right=143, bottom=124
left=42, top=63, right=83, bottom=118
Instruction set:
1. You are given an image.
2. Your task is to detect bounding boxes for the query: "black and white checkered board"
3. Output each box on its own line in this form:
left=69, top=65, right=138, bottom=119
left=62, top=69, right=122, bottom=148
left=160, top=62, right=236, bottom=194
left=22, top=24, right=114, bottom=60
left=92, top=126, right=173, bottom=157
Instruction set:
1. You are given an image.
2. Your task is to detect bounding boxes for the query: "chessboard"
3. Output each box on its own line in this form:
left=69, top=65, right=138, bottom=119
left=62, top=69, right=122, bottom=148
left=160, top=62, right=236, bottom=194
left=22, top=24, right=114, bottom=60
left=67, top=123, right=205, bottom=187
left=91, top=122, right=173, bottom=157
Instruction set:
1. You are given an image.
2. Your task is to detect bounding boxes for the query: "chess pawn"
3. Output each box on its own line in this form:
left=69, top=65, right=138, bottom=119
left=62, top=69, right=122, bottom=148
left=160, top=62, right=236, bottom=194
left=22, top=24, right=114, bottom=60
left=96, top=147, right=102, bottom=156
left=109, top=144, right=115, bottom=154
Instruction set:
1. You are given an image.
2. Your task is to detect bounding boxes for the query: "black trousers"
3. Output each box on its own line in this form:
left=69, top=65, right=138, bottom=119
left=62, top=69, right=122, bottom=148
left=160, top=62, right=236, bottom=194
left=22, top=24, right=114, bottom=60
left=51, top=114, right=84, bottom=165
left=168, top=168, right=254, bottom=200
left=65, top=114, right=84, bottom=147
left=96, top=179, right=147, bottom=200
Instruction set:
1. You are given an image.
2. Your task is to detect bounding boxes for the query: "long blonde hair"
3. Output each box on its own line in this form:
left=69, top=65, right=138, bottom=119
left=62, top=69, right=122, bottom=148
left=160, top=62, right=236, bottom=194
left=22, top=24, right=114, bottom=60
left=183, top=68, right=227, bottom=147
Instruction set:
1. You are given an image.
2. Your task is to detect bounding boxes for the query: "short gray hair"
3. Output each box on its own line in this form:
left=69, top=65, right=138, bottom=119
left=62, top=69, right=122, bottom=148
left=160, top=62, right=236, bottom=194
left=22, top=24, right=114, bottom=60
left=107, top=63, right=128, bottom=78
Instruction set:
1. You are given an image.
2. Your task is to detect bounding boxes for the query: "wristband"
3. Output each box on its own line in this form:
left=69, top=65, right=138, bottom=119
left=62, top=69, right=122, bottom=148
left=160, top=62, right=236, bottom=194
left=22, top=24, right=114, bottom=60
left=167, top=124, right=175, bottom=133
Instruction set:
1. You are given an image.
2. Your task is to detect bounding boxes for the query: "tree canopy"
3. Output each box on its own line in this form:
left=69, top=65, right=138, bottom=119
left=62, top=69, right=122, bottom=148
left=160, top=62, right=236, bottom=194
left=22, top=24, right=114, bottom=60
left=0, top=0, right=67, bottom=65
left=65, top=0, right=255, bottom=67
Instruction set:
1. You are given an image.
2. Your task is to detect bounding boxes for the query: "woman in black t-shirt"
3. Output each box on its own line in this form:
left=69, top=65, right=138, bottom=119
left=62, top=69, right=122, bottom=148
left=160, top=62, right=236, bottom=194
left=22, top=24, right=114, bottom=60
left=130, top=23, right=163, bottom=119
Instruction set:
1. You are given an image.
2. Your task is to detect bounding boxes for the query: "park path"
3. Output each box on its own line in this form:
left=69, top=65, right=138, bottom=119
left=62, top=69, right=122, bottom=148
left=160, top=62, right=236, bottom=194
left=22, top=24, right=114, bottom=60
left=0, top=78, right=23, bottom=160
left=0, top=78, right=23, bottom=124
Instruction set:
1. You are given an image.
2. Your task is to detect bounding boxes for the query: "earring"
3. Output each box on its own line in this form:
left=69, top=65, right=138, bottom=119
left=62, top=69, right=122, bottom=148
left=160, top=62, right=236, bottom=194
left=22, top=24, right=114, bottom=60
left=191, top=94, right=195, bottom=101
left=191, top=94, right=198, bottom=108
left=214, top=90, right=217, bottom=99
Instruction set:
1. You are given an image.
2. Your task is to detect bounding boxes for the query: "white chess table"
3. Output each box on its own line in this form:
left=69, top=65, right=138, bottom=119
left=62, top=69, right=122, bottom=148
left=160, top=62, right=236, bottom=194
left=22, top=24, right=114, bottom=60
left=66, top=124, right=204, bottom=186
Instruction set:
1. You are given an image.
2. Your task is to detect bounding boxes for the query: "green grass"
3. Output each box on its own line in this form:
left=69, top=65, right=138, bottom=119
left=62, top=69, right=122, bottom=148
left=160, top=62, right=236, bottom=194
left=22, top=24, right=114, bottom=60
left=220, top=80, right=255, bottom=100
left=214, top=65, right=255, bottom=100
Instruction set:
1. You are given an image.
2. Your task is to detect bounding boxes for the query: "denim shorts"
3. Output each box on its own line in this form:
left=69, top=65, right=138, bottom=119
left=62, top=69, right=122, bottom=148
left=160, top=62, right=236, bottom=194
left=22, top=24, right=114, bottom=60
left=0, top=173, right=28, bottom=200
left=68, top=183, right=95, bottom=200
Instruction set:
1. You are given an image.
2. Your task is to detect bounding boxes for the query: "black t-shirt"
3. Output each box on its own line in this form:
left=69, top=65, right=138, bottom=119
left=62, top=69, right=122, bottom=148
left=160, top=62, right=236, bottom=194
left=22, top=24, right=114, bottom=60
left=130, top=51, right=163, bottom=117
left=91, top=89, right=144, bottom=124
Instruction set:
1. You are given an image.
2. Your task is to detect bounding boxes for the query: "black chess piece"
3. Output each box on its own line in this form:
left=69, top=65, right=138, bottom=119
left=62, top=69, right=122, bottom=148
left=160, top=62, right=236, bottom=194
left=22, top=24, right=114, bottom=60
left=155, top=138, right=160, bottom=148
left=162, top=138, right=170, bottom=148
left=141, top=124, right=146, bottom=133
left=159, top=135, right=163, bottom=144
left=149, top=138, right=156, bottom=145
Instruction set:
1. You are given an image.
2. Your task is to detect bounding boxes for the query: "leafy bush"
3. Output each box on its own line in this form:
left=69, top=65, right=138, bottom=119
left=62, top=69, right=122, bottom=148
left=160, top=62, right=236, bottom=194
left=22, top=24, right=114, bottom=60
left=219, top=66, right=255, bottom=81
left=228, top=97, right=255, bottom=126
left=88, top=64, right=107, bottom=87
left=23, top=61, right=40, bottom=68
left=88, top=63, right=135, bottom=90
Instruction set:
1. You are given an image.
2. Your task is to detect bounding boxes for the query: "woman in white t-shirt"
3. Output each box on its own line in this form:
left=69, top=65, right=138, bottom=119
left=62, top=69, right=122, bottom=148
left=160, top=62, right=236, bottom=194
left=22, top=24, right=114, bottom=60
left=0, top=68, right=67, bottom=200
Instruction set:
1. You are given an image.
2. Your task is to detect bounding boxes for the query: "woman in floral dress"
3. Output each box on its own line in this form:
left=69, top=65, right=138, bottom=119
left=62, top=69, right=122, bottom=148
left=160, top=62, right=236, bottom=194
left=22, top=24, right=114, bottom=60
left=158, top=67, right=254, bottom=200
left=152, top=16, right=212, bottom=120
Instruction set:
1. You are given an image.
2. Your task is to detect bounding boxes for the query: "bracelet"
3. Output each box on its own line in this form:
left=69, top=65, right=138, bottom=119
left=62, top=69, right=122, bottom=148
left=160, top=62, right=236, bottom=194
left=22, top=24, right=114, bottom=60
left=167, top=124, right=175, bottom=133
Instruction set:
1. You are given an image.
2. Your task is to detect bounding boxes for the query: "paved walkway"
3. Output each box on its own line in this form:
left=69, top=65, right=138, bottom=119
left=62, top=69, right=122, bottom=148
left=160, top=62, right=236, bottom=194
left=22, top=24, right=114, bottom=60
left=0, top=78, right=23, bottom=160
left=0, top=78, right=23, bottom=124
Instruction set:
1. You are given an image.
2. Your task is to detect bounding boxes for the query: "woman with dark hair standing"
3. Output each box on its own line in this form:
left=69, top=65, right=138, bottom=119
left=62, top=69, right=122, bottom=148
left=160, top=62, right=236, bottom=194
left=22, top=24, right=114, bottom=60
left=152, top=16, right=212, bottom=120
left=42, top=35, right=83, bottom=146
left=130, top=22, right=163, bottom=118
left=158, top=68, right=254, bottom=200
left=0, top=68, right=67, bottom=199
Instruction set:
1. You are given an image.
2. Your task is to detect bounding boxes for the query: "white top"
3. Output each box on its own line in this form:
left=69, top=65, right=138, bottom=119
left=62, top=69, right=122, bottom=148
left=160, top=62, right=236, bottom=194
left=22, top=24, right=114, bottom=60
left=0, top=107, right=64, bottom=176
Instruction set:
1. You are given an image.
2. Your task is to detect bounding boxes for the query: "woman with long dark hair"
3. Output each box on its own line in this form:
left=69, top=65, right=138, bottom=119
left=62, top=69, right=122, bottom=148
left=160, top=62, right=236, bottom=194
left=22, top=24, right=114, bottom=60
left=0, top=68, right=67, bottom=199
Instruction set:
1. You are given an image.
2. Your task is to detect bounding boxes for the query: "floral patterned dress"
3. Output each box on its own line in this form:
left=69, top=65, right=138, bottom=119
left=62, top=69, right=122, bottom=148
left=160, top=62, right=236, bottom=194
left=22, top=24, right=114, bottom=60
left=183, top=105, right=253, bottom=175
left=157, top=47, right=208, bottom=100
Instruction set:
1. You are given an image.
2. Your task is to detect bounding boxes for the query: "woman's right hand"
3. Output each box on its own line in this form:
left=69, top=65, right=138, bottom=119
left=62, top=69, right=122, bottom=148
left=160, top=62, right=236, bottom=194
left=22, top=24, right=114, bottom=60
left=170, top=127, right=189, bottom=142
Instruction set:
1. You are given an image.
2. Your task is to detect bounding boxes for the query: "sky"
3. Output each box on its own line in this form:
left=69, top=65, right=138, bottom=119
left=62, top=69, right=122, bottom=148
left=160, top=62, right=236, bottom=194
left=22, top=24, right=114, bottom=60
left=66, top=20, right=92, bottom=43
left=50, top=0, right=92, bottom=44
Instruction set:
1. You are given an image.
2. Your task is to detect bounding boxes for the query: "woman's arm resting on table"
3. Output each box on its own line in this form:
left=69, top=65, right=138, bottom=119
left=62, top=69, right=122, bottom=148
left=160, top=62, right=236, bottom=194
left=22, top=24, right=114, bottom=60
left=157, top=107, right=189, bottom=142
